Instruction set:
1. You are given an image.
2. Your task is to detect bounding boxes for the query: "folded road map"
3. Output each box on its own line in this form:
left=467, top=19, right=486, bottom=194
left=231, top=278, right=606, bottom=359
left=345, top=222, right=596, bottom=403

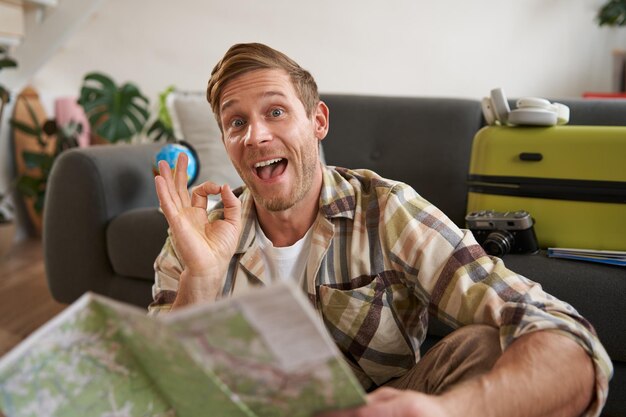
left=0, top=282, right=365, bottom=417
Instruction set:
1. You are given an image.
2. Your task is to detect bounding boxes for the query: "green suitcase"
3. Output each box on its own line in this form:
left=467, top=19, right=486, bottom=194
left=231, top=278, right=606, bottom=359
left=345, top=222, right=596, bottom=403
left=467, top=126, right=626, bottom=251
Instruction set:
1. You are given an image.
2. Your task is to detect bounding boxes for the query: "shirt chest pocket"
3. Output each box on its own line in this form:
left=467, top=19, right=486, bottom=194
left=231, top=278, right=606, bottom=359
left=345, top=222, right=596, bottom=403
left=318, top=274, right=417, bottom=386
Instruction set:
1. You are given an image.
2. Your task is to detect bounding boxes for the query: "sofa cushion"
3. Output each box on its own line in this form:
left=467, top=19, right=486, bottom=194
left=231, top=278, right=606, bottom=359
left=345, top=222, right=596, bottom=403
left=166, top=90, right=243, bottom=189
left=320, top=94, right=483, bottom=228
left=504, top=254, right=626, bottom=417
left=107, top=207, right=168, bottom=280
left=502, top=252, right=626, bottom=363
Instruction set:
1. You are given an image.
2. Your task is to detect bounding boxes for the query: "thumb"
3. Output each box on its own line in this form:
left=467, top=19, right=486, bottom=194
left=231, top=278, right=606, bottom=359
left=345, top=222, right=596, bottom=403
left=366, top=387, right=404, bottom=404
left=220, top=184, right=241, bottom=228
left=191, top=181, right=222, bottom=209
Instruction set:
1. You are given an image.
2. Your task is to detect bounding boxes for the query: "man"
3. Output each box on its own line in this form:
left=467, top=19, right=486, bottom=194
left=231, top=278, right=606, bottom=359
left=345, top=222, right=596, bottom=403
left=150, top=43, right=611, bottom=417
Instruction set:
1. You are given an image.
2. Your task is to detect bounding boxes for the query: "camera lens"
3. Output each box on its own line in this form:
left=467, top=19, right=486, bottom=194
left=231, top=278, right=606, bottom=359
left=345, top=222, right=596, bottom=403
left=483, top=230, right=514, bottom=256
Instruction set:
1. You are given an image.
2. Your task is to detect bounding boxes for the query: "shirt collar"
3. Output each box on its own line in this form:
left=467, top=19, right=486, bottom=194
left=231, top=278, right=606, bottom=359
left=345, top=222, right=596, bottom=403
left=319, top=165, right=357, bottom=220
left=231, top=165, right=357, bottom=254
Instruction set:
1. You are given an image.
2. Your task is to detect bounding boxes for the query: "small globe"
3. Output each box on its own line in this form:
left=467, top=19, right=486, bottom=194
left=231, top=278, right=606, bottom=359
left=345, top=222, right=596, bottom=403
left=153, top=143, right=199, bottom=186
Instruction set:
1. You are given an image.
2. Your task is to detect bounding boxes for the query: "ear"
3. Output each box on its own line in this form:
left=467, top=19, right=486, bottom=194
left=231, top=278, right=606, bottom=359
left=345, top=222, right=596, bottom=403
left=313, top=101, right=330, bottom=140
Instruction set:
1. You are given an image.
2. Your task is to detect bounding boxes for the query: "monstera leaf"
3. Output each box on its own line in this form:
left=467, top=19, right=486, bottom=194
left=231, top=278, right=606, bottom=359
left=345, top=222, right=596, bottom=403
left=78, top=72, right=150, bottom=143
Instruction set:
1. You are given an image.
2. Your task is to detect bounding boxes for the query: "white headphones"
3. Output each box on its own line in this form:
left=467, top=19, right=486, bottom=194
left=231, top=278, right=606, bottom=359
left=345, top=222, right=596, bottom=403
left=482, top=88, right=569, bottom=126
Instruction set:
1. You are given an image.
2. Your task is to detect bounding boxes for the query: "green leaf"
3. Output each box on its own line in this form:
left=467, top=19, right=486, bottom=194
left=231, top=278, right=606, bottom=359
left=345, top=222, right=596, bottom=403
left=0, top=57, right=17, bottom=70
left=13, top=97, right=47, bottom=147
left=129, top=101, right=150, bottom=120
left=86, top=109, right=108, bottom=127
left=116, top=120, right=133, bottom=141
left=34, top=192, right=46, bottom=213
left=157, top=86, right=176, bottom=129
left=10, top=119, right=40, bottom=137
left=598, top=0, right=626, bottom=26
left=148, top=129, right=166, bottom=143
left=22, top=151, right=49, bottom=169
left=81, top=95, right=110, bottom=109
left=23, top=98, right=42, bottom=130
left=78, top=87, right=106, bottom=107
left=16, top=175, right=44, bottom=198
left=147, top=119, right=163, bottom=137
left=77, top=71, right=151, bottom=142
left=41, top=154, right=55, bottom=172
left=125, top=108, right=146, bottom=132
left=83, top=72, right=117, bottom=91
left=147, top=118, right=175, bottom=143
left=97, top=116, right=132, bottom=142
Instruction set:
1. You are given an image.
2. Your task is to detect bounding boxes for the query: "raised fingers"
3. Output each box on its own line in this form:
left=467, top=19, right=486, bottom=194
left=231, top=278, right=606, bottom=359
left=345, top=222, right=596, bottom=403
left=155, top=175, right=178, bottom=223
left=173, top=152, right=191, bottom=206
left=191, top=182, right=241, bottom=230
left=191, top=180, right=223, bottom=210
left=221, top=184, right=242, bottom=230
left=157, top=159, right=184, bottom=210
left=157, top=152, right=193, bottom=209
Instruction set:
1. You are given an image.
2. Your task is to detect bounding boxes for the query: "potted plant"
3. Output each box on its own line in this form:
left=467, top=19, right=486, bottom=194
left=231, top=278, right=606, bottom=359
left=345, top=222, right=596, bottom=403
left=10, top=98, right=81, bottom=234
left=77, top=72, right=151, bottom=144
left=597, top=0, right=626, bottom=26
left=146, top=85, right=176, bottom=143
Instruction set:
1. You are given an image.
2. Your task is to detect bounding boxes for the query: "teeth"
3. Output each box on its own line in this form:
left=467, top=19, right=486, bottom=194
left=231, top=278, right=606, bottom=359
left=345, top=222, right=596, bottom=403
left=254, top=158, right=283, bottom=168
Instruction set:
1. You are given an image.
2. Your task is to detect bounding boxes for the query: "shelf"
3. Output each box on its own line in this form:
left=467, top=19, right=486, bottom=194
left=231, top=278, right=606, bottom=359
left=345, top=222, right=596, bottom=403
left=0, top=1, right=24, bottom=46
left=23, top=0, right=58, bottom=6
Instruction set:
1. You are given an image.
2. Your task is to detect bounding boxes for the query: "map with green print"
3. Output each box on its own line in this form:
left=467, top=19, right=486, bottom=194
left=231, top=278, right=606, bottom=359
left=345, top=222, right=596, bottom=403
left=0, top=282, right=365, bottom=417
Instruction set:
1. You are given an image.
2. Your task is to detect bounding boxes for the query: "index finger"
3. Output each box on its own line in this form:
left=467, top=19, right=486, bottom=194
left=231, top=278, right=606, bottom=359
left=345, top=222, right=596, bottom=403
left=174, top=152, right=191, bottom=206
left=191, top=181, right=222, bottom=209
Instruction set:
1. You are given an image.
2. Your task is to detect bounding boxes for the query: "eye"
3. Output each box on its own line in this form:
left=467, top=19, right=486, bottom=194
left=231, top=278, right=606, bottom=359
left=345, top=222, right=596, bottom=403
left=231, top=118, right=245, bottom=128
left=270, top=108, right=284, bottom=118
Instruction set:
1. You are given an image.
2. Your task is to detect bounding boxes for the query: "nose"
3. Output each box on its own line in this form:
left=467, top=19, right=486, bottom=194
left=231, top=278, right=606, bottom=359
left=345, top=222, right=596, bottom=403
left=243, top=117, right=272, bottom=147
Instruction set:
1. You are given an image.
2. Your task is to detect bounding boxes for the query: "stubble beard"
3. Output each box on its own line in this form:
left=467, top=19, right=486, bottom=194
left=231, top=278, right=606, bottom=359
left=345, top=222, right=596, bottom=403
left=236, top=138, right=320, bottom=213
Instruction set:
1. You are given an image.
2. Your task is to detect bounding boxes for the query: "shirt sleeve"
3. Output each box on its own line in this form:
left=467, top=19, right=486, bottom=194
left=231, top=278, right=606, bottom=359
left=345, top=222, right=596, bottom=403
left=148, top=234, right=183, bottom=316
left=383, top=183, right=612, bottom=417
left=148, top=206, right=227, bottom=316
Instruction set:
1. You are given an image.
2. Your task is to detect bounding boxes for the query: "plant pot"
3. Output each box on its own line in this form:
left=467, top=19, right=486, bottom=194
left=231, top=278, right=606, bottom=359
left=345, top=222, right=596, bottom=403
left=0, top=221, right=16, bottom=259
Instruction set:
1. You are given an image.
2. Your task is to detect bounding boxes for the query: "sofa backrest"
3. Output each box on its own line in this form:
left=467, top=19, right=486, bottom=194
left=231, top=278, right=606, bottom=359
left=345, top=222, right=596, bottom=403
left=165, top=91, right=626, bottom=229
left=527, top=98, right=626, bottom=126
left=321, top=94, right=484, bottom=227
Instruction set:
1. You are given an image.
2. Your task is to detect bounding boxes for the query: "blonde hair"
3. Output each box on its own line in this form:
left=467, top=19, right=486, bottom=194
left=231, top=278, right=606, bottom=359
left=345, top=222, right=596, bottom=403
left=207, top=43, right=319, bottom=129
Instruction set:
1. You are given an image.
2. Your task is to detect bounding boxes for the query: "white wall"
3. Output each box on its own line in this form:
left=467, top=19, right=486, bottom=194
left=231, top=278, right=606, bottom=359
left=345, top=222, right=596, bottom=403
left=3, top=0, right=626, bottom=237
left=29, top=0, right=626, bottom=105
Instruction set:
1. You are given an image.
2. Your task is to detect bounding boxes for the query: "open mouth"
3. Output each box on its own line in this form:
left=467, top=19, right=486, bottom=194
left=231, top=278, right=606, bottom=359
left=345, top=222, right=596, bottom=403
left=254, top=158, right=288, bottom=180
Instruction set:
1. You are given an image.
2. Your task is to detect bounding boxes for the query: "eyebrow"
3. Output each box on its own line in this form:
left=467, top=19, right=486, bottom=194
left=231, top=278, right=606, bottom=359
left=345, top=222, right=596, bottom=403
left=220, top=90, right=288, bottom=113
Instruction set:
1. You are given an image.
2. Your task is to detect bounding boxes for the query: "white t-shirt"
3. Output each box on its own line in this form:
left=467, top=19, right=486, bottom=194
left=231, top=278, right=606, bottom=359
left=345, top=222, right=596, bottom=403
left=254, top=221, right=314, bottom=284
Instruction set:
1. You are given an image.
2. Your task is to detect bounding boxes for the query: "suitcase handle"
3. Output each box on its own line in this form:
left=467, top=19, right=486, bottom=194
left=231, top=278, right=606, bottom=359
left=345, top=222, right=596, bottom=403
left=519, top=152, right=543, bottom=162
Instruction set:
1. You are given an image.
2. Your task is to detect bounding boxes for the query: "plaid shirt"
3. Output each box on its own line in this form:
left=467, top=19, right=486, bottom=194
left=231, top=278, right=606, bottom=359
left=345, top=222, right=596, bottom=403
left=151, top=166, right=612, bottom=416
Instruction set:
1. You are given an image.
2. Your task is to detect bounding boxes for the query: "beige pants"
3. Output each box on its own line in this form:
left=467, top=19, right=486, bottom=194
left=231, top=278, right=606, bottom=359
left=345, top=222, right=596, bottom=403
left=382, top=325, right=502, bottom=395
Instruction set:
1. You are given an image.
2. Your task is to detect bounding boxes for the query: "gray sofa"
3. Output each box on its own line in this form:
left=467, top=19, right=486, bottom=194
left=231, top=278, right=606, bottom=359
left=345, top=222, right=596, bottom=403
left=44, top=94, right=626, bottom=416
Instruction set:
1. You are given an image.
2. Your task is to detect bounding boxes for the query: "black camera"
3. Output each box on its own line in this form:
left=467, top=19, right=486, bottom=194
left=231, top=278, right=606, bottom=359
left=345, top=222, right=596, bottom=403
left=465, top=210, right=539, bottom=256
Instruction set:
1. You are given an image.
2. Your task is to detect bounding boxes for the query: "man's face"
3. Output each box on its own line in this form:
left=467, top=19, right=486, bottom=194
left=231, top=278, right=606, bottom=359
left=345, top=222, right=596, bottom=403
left=219, top=69, right=327, bottom=212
